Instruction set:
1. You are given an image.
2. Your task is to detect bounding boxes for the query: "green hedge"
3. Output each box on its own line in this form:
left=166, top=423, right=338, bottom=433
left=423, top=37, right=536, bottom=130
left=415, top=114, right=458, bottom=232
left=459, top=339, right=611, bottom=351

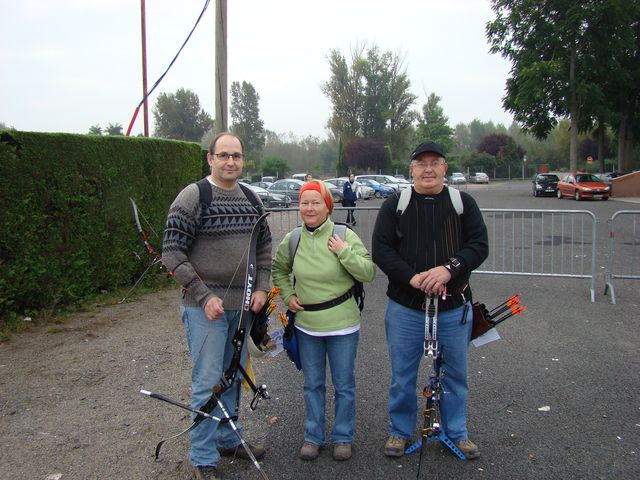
left=0, top=131, right=202, bottom=322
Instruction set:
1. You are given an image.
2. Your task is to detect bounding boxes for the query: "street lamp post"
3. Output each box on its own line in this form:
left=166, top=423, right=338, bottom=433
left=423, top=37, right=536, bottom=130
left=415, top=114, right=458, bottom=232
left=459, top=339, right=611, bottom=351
left=522, top=155, right=527, bottom=180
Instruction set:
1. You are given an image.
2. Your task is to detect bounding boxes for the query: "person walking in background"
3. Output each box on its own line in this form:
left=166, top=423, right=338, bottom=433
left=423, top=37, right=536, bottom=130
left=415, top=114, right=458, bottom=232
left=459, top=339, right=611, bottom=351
left=162, top=132, right=272, bottom=480
left=272, top=180, right=376, bottom=462
left=342, top=173, right=358, bottom=226
left=371, top=141, right=488, bottom=460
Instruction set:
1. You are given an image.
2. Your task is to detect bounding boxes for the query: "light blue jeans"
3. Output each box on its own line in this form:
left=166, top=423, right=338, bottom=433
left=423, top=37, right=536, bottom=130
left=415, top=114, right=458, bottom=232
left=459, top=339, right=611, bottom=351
left=296, top=329, right=360, bottom=446
left=385, top=299, right=472, bottom=442
left=181, top=306, right=247, bottom=467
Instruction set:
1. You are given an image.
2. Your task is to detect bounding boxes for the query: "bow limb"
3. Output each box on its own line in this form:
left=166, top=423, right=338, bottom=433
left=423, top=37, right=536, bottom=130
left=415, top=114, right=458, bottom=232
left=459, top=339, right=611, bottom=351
left=119, top=198, right=168, bottom=303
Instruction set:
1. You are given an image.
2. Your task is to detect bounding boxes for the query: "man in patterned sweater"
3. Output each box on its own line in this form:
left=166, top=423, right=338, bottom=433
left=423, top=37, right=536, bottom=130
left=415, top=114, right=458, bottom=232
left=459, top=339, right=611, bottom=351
left=162, top=132, right=271, bottom=479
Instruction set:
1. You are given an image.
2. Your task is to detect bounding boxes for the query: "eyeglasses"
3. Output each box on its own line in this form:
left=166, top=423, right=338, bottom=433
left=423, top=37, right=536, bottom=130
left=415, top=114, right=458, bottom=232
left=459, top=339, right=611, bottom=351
left=212, top=152, right=244, bottom=161
left=411, top=159, right=445, bottom=169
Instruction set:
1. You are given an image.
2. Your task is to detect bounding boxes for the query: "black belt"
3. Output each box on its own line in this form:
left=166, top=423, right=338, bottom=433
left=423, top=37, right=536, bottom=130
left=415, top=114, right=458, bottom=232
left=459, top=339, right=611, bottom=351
left=301, top=290, right=353, bottom=311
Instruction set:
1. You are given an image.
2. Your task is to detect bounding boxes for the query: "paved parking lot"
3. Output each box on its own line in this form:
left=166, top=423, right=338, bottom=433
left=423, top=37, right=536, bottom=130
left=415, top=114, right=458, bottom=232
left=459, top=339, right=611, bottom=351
left=2, top=181, right=637, bottom=480
left=228, top=181, right=640, bottom=479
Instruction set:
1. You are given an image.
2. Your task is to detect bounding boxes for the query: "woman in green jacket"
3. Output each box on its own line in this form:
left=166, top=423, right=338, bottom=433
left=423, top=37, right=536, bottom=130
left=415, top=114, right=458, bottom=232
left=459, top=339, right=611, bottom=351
left=272, top=180, right=376, bottom=462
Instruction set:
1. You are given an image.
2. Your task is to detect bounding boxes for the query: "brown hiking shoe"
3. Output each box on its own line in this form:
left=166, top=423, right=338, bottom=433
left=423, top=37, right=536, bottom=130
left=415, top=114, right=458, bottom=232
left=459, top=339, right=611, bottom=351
left=193, top=465, right=220, bottom=480
left=299, top=441, right=320, bottom=461
left=456, top=439, right=481, bottom=459
left=333, top=443, right=352, bottom=461
left=218, top=442, right=265, bottom=461
left=384, top=435, right=406, bottom=457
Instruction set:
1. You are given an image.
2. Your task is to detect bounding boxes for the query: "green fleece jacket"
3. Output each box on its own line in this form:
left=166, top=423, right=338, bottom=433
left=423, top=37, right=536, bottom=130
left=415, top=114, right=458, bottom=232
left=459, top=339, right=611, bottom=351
left=272, top=219, right=376, bottom=333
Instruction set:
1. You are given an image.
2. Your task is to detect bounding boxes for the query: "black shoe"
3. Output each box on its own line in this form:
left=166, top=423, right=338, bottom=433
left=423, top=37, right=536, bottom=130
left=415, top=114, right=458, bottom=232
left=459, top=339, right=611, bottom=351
left=193, top=465, right=220, bottom=480
left=351, top=221, right=357, bottom=226
left=219, top=442, right=266, bottom=461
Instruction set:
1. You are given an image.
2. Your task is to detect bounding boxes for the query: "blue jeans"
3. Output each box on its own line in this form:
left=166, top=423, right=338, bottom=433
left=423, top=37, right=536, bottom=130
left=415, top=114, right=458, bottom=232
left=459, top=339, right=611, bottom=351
left=181, top=306, right=247, bottom=467
left=297, top=329, right=360, bottom=445
left=385, top=299, right=472, bottom=442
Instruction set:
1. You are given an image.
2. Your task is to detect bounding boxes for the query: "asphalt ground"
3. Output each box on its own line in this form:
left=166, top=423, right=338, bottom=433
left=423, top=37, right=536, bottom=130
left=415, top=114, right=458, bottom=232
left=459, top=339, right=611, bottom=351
left=1, top=181, right=637, bottom=480
left=219, top=181, right=640, bottom=480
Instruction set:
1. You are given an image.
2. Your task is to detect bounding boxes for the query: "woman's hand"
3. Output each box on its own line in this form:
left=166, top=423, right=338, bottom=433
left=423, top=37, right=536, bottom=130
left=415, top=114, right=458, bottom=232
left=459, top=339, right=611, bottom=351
left=327, top=233, right=347, bottom=255
left=287, top=295, right=304, bottom=312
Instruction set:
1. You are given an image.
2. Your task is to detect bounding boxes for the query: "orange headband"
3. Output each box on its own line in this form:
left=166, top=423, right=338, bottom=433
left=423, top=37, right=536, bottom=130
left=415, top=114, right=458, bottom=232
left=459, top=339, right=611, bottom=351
left=299, top=180, right=334, bottom=213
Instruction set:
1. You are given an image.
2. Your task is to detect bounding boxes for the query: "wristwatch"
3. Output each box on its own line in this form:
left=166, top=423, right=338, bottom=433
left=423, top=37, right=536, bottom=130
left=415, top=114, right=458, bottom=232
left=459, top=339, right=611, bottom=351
left=443, top=257, right=462, bottom=278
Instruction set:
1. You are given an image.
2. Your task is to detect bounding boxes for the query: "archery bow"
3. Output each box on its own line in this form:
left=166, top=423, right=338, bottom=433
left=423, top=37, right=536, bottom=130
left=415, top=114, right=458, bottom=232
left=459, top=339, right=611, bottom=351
left=405, top=295, right=466, bottom=477
left=119, top=198, right=170, bottom=303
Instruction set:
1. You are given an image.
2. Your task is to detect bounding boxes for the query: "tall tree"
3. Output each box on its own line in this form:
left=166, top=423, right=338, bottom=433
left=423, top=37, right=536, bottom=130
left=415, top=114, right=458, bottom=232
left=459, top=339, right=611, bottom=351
left=322, top=45, right=416, bottom=154
left=153, top=88, right=213, bottom=141
left=415, top=93, right=454, bottom=152
left=486, top=0, right=640, bottom=172
left=230, top=81, right=265, bottom=154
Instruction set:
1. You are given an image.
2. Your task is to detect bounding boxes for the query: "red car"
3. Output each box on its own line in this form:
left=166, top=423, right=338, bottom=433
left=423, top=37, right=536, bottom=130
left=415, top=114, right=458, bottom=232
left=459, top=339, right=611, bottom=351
left=556, top=173, right=610, bottom=201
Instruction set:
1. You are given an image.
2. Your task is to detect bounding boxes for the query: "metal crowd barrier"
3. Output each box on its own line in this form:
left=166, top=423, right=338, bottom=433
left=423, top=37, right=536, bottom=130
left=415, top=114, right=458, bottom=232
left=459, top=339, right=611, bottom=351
left=476, top=209, right=598, bottom=302
left=604, top=210, right=640, bottom=304
left=265, top=206, right=599, bottom=302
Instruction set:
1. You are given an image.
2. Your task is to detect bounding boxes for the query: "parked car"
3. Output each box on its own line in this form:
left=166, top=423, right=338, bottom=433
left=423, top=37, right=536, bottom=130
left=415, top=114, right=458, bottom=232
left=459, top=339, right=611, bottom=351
left=356, top=178, right=395, bottom=198
left=356, top=174, right=410, bottom=192
left=325, top=177, right=374, bottom=200
left=251, top=181, right=273, bottom=189
left=261, top=176, right=277, bottom=183
left=556, top=173, right=610, bottom=201
left=267, top=178, right=305, bottom=202
left=449, top=172, right=467, bottom=185
left=323, top=181, right=345, bottom=203
left=596, top=172, right=623, bottom=186
left=469, top=172, right=489, bottom=184
left=532, top=173, right=560, bottom=197
left=242, top=183, right=291, bottom=208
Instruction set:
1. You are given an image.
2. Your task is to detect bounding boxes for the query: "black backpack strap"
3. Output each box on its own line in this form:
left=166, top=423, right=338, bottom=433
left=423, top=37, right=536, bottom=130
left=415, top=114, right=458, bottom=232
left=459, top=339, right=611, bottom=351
left=196, top=177, right=212, bottom=207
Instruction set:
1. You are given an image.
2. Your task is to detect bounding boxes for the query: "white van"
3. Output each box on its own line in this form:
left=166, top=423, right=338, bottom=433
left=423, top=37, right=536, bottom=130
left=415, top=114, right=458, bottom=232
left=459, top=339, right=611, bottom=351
left=291, top=173, right=309, bottom=181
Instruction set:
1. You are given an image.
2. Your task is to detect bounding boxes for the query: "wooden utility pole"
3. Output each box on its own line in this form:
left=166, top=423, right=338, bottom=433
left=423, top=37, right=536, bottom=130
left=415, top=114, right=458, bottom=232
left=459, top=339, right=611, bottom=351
left=215, top=0, right=228, bottom=132
left=140, top=0, right=149, bottom=136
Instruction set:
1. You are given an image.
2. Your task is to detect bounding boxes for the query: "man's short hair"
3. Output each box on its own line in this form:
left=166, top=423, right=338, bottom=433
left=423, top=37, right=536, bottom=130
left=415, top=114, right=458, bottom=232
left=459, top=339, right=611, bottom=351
left=208, top=132, right=245, bottom=154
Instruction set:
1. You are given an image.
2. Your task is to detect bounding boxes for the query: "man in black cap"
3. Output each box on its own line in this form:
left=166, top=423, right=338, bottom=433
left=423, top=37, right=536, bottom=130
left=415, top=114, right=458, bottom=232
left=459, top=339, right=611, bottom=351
left=371, top=140, right=488, bottom=459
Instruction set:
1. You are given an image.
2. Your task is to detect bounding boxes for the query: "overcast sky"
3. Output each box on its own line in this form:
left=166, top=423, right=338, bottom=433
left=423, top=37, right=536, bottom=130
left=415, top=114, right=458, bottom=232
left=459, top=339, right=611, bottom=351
left=1, top=0, right=514, bottom=139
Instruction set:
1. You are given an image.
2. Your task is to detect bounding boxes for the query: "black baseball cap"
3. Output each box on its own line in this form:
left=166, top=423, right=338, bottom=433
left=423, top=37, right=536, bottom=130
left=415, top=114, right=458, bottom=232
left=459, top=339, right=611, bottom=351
left=410, top=141, right=446, bottom=160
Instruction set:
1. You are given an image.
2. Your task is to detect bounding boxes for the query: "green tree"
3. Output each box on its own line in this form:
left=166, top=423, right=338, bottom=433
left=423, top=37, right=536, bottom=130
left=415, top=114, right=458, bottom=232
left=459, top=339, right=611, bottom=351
left=415, top=93, right=454, bottom=152
left=105, top=123, right=123, bottom=136
left=230, top=81, right=265, bottom=154
left=260, top=156, right=290, bottom=178
left=486, top=0, right=640, bottom=172
left=322, top=45, right=417, bottom=155
left=88, top=125, right=103, bottom=135
left=153, top=88, right=213, bottom=141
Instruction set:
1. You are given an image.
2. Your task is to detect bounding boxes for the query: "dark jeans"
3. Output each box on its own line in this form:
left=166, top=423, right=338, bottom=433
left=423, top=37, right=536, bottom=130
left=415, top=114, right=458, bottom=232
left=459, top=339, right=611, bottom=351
left=343, top=199, right=356, bottom=224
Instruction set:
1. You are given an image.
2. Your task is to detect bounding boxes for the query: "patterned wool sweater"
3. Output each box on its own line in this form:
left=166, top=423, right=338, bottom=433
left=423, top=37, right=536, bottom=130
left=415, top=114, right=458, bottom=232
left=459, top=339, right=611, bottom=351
left=162, top=180, right=272, bottom=309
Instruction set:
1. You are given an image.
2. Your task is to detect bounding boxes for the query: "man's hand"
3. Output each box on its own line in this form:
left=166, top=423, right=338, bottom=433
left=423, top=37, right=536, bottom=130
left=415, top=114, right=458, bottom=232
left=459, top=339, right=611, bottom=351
left=410, top=266, right=452, bottom=296
left=250, top=290, right=268, bottom=313
left=287, top=295, right=304, bottom=312
left=204, top=296, right=224, bottom=320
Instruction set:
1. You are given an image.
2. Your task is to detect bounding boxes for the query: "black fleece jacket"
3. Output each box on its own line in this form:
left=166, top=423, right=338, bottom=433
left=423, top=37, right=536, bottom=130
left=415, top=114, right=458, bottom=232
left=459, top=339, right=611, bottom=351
left=372, top=186, right=488, bottom=311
